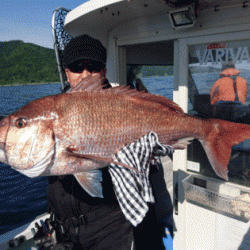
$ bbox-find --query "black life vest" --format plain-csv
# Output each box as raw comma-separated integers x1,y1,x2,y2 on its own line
46,169,119,221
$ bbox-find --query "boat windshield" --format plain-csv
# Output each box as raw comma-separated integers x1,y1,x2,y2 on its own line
126,65,173,100
187,39,250,187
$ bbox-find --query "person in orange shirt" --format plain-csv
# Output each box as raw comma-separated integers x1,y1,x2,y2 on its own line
210,64,248,106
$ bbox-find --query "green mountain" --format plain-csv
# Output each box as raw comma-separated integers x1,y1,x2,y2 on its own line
0,40,60,85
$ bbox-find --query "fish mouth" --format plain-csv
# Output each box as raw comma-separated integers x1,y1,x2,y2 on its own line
15,146,55,178
0,141,6,162
0,116,10,164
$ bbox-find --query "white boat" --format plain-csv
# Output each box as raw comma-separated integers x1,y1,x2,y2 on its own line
1,0,250,249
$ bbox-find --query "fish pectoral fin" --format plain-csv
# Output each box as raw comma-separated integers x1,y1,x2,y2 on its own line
171,138,194,149
66,149,139,173
74,171,103,198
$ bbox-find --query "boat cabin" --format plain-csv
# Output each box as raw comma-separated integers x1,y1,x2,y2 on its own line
52,0,250,249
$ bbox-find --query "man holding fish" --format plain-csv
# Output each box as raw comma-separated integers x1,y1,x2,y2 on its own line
47,35,135,249
46,35,166,249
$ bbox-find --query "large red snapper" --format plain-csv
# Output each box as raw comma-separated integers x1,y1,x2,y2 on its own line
0,76,250,197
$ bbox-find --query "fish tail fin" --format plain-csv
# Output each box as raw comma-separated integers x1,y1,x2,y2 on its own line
200,119,250,180
74,170,103,198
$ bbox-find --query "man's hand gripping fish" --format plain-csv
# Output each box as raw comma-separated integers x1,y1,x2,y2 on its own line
0,75,249,197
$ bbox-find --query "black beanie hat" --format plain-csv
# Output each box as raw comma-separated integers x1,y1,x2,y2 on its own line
63,34,106,67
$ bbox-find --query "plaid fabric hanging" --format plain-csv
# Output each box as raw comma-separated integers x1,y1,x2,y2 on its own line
109,132,174,226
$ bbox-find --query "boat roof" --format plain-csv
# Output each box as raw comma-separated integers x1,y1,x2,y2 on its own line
64,0,239,45
64,0,171,44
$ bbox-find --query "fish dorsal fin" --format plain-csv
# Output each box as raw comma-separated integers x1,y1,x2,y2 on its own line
69,74,183,114
69,74,106,92
137,92,184,114
102,85,184,114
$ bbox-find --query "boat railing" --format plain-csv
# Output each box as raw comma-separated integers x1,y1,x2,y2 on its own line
52,7,72,91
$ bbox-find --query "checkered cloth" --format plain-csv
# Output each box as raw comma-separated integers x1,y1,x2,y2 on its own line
109,132,174,227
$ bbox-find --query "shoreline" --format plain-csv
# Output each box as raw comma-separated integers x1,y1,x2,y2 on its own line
0,82,61,87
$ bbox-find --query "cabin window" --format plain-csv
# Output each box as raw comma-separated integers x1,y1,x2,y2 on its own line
187,39,250,187
125,41,174,98
126,65,174,99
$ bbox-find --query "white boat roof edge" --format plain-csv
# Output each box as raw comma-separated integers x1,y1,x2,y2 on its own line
63,0,172,46
65,0,124,25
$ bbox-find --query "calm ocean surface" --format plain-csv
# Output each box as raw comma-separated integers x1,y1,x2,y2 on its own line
0,77,173,236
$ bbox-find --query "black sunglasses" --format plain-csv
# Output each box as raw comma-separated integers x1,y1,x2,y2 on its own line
67,60,105,73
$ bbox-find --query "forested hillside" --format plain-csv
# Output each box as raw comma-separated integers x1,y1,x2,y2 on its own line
0,40,60,85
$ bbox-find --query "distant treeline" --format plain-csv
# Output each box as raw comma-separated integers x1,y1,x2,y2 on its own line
139,65,173,77
0,40,60,85
189,65,221,74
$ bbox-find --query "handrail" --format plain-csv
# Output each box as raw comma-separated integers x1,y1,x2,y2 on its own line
51,7,72,91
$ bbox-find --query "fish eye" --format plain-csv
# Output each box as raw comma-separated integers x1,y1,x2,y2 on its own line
15,118,27,128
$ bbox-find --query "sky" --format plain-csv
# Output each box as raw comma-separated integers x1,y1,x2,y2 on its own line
1,0,88,49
